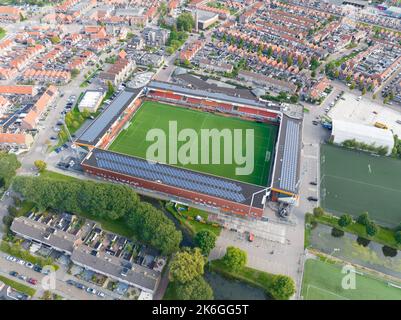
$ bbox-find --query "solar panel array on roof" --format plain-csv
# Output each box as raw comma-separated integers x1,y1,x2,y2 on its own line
77,90,137,144
93,151,247,203
279,120,300,192
148,81,264,108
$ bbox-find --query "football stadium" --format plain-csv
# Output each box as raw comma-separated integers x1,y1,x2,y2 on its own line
76,81,302,218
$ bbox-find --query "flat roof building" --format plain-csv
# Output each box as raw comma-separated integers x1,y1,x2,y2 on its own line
78,90,106,113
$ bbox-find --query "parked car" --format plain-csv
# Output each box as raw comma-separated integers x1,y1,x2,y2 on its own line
18,275,27,281
17,259,25,266
66,280,75,286
27,278,37,285
33,265,42,273
6,255,17,262
97,291,105,298
9,271,18,277
87,287,97,295
310,181,317,186
75,283,85,290
25,262,34,269
307,196,318,202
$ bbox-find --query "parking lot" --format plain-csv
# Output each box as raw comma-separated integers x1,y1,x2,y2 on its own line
0,252,119,300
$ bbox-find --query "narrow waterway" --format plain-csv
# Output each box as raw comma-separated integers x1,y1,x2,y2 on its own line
204,271,269,300
140,195,194,247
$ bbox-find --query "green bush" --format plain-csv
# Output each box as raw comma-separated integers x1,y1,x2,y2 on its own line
382,245,398,257
338,214,352,227
313,207,324,218
269,275,296,300
366,221,378,237
357,212,370,226
356,237,370,247
395,231,401,245
331,227,344,238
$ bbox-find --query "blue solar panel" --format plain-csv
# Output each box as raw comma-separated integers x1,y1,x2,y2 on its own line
95,150,246,203
279,120,300,192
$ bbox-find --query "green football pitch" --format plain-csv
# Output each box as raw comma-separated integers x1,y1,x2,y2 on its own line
320,144,401,227
302,259,401,300
108,101,278,186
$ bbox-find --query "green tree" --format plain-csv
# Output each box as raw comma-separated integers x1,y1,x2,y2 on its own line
357,212,370,226
222,246,247,272
366,221,378,237
169,248,205,283
176,13,195,32
0,152,21,188
194,230,216,256
50,36,61,44
313,207,324,218
395,231,401,245
71,69,80,78
270,275,296,300
175,276,214,300
34,160,47,172
338,214,352,227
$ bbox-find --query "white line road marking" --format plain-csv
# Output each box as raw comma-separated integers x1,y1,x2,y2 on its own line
368,164,372,173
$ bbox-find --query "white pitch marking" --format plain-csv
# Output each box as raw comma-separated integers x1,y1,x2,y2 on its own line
368,164,372,174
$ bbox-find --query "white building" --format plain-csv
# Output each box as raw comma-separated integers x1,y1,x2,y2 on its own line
78,90,106,113
331,120,394,155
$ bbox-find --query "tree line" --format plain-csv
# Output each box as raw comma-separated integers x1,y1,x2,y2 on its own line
12,176,182,255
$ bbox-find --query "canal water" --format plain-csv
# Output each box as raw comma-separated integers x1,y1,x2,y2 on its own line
144,196,269,299
204,271,269,300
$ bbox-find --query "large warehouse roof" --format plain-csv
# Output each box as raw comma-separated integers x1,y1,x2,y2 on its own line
332,120,394,155
83,148,267,209
76,88,142,146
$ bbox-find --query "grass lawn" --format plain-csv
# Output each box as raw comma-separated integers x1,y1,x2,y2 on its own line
76,210,135,238
0,27,5,40
209,259,275,299
320,144,401,227
165,203,221,237
0,275,36,297
16,201,35,217
109,101,278,186
302,259,401,300
40,170,79,182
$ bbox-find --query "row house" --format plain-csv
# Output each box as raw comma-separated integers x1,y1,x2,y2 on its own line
10,44,45,71
21,86,58,131
0,6,23,23
0,133,33,149
180,40,203,61
23,69,71,85
0,85,37,96
99,57,135,86
0,67,18,80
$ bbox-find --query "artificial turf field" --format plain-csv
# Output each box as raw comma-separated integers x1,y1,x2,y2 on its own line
301,259,401,300
320,144,401,227
108,101,278,186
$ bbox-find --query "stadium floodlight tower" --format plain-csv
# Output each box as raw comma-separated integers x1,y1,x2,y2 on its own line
248,187,271,217
60,118,80,159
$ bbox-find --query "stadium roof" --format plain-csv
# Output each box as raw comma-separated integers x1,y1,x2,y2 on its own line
82,148,267,209
76,88,142,146
272,115,302,195
147,81,270,109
